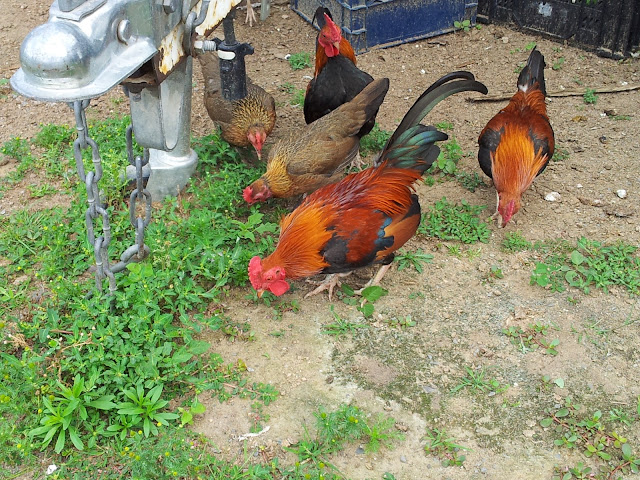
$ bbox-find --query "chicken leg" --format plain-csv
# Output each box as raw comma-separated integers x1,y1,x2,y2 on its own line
305,272,352,300
244,0,258,26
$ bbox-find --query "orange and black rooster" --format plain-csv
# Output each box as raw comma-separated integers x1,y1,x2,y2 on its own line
478,47,554,227
304,7,375,167
243,78,389,205
249,72,488,298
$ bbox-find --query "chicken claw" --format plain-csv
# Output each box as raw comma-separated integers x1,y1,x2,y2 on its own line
349,151,368,171
244,0,257,26
305,272,352,300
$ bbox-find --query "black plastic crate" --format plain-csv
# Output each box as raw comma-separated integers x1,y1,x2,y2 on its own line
291,0,478,55
477,0,638,58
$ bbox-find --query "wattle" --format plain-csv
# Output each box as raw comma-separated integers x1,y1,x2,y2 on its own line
325,43,340,58
269,279,290,296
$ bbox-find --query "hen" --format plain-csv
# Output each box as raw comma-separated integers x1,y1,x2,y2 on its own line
249,72,488,298
199,52,276,160
243,77,389,204
478,47,554,227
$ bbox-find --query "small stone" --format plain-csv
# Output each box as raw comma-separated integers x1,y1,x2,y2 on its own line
545,192,561,202
420,69,426,74
422,385,439,394
599,135,608,144
616,189,627,199
355,446,365,455
502,36,509,43
400,455,408,463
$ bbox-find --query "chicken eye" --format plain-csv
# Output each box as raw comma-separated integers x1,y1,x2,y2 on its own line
265,275,272,281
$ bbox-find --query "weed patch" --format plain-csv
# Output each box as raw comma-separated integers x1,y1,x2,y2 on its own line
541,397,640,479
0,120,281,474
288,52,311,70
419,197,490,244
359,123,392,157
424,428,470,467
530,237,640,295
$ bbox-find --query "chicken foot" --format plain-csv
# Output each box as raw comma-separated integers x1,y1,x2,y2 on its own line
491,190,504,228
240,1,259,26
349,151,368,171
354,263,392,295
305,272,352,300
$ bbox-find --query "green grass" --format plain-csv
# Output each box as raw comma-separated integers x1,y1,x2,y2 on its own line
359,123,392,157
0,119,285,475
530,237,640,295
424,428,470,467
552,57,565,71
583,88,598,105
541,397,640,479
427,136,466,176
419,197,490,244
395,249,433,273
0,116,410,479
502,323,560,355
290,88,306,107
501,231,532,252
552,145,570,162
450,367,507,394
288,52,311,70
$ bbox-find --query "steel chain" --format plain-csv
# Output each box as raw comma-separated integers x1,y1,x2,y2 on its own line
71,100,152,295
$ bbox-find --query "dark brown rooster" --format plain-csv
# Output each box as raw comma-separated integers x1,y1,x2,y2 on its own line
199,52,276,159
243,78,389,205
248,72,488,298
303,7,375,168
478,47,554,227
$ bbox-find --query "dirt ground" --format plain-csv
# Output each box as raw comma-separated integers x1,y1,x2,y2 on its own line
1,1,640,479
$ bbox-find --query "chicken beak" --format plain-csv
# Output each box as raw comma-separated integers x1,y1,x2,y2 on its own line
256,289,265,298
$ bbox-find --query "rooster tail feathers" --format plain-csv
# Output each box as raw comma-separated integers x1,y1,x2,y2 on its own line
518,47,547,95
383,73,488,151
313,6,332,28
377,71,487,172
381,125,448,174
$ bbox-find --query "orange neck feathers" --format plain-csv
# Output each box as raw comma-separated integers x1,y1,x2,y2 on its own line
314,38,356,76
507,89,548,118
261,202,333,279
490,124,549,197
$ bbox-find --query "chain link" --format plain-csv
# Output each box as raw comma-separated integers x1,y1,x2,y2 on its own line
71,100,152,295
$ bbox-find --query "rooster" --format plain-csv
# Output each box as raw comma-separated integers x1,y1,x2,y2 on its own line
249,72,488,298
478,47,554,227
243,78,389,204
303,7,375,168
199,52,276,160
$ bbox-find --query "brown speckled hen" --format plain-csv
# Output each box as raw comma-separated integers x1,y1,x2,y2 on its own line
243,78,389,205
199,52,276,159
